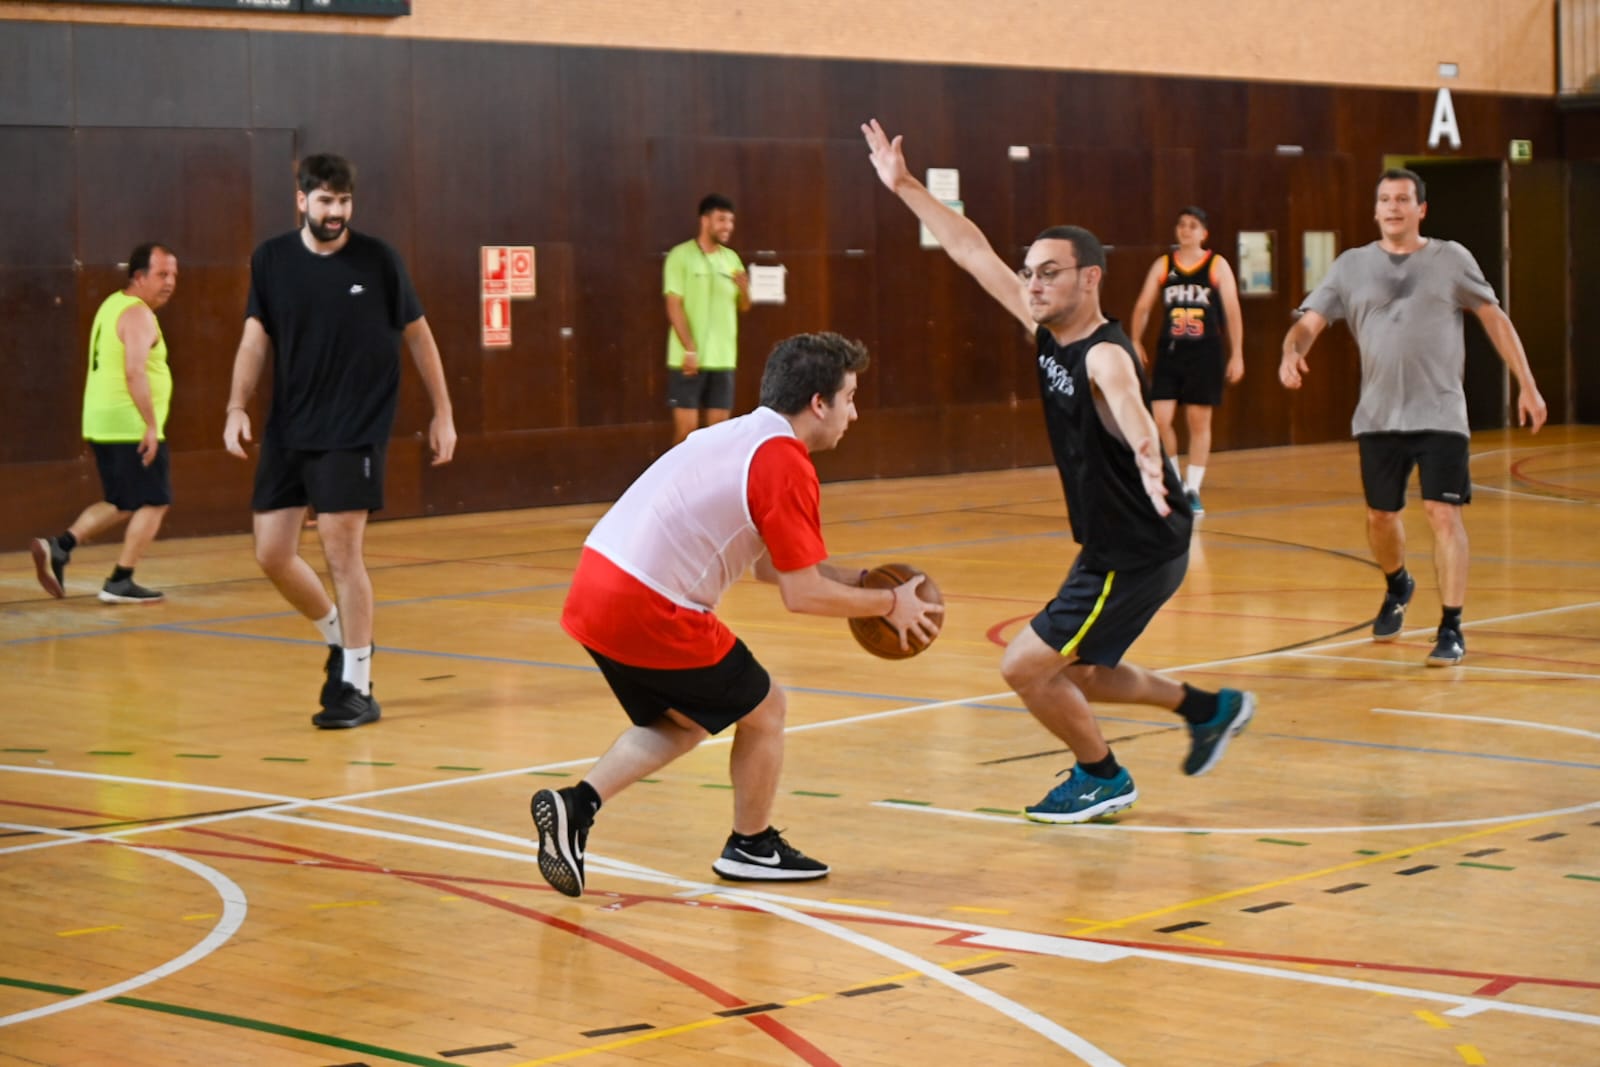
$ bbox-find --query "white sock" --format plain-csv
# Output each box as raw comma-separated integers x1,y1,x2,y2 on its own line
313,607,343,647
1167,456,1181,481
1186,465,1207,492
342,645,373,696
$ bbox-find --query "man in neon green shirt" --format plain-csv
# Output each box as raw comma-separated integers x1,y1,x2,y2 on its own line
664,194,751,443
31,243,179,603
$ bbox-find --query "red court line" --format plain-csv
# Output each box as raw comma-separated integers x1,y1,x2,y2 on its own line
1509,456,1600,500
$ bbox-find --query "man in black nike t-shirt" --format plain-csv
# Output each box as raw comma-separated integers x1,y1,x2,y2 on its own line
223,153,457,729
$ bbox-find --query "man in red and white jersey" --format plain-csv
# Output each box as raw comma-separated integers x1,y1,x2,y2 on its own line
531,332,943,897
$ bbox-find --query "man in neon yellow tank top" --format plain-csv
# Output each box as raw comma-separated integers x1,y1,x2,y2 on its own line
664,194,751,443
31,243,179,603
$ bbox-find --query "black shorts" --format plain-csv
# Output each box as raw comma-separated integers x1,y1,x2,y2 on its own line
91,441,172,511
667,368,735,412
252,440,387,514
1357,432,1472,511
1029,552,1189,668
583,640,771,735
1151,341,1225,407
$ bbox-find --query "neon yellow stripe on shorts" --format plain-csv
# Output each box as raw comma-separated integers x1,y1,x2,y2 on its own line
1059,571,1114,657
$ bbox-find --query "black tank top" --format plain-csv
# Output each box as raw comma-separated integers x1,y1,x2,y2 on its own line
1034,320,1191,570
1158,251,1224,354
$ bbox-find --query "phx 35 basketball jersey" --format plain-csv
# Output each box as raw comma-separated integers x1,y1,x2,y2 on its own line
1159,251,1224,354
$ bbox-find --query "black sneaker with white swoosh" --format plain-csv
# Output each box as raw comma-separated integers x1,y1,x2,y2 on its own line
531,788,589,897
712,827,829,882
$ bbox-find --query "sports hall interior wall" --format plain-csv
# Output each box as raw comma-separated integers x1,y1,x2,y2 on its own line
0,19,1577,541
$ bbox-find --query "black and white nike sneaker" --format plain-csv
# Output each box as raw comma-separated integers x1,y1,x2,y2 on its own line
531,788,589,897
712,827,829,882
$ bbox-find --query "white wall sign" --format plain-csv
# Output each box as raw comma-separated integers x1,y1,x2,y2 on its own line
748,264,787,305
1428,87,1461,150
926,168,960,201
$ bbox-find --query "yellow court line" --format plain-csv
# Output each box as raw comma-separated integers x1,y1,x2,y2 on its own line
1456,1044,1487,1065
1068,815,1557,936
1171,932,1226,947
949,905,1011,915
1415,1009,1452,1029
57,925,121,937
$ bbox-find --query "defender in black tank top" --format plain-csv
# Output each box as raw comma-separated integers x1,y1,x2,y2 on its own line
864,120,1257,826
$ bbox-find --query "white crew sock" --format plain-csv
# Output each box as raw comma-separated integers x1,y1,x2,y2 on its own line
342,645,373,695
1186,464,1207,492
313,606,343,647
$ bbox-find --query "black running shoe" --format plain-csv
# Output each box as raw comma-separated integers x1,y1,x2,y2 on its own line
1425,627,1465,667
1372,573,1415,641
31,537,68,598
98,576,164,604
320,646,344,709
712,828,830,882
311,684,381,729
531,788,588,897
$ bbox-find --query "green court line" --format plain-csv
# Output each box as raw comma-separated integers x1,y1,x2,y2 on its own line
348,760,396,767
1258,838,1310,847
0,975,460,1067
885,798,930,806
1458,862,1515,871
176,754,221,760
1355,849,1382,855
1566,873,1600,883
526,771,571,777
699,783,735,790
975,807,1021,816
792,790,841,798
434,765,482,772
638,778,660,784
3,748,47,753
261,757,307,764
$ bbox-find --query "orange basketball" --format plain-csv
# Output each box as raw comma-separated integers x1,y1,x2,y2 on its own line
848,563,942,660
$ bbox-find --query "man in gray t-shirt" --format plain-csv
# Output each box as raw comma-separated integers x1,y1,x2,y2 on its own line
1279,167,1546,668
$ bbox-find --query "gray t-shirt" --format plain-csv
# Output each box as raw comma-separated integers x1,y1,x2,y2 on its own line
1299,239,1498,436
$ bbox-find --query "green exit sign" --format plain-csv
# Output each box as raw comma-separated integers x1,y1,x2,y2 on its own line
1509,139,1533,163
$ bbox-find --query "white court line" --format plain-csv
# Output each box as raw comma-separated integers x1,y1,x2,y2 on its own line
0,822,247,1029
1374,708,1600,742
1472,483,1591,505
1289,651,1600,681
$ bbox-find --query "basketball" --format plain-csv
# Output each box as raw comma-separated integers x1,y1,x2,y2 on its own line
848,563,942,660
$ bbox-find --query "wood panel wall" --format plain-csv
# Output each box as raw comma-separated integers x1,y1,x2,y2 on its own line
0,21,1571,541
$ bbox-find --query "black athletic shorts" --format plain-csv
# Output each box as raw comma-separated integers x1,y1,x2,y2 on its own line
1029,551,1189,668
583,639,771,735
252,439,387,514
1357,431,1472,511
667,368,735,412
91,441,172,511
1151,341,1225,407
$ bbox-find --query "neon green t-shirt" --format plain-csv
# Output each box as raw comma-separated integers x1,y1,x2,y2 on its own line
82,290,171,442
663,239,744,371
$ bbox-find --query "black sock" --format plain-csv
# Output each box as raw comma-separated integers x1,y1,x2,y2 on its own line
109,565,133,583
58,531,78,553
1175,683,1219,725
571,780,602,825
1385,566,1411,597
1441,606,1463,633
1080,753,1121,779
731,826,774,846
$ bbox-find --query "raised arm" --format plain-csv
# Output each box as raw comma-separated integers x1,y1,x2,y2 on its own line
1085,342,1172,517
861,119,1031,332
402,316,458,465
1472,303,1547,432
1279,309,1329,390
1212,255,1245,384
116,303,162,466
1129,257,1165,368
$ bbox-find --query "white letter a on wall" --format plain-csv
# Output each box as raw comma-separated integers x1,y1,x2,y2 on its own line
1428,88,1461,150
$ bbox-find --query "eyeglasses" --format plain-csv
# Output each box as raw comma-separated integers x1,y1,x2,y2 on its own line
1016,264,1080,284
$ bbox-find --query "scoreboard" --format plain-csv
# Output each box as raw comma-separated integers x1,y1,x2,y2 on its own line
70,0,409,14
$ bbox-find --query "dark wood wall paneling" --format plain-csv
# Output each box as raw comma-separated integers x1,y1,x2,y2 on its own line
0,23,1574,542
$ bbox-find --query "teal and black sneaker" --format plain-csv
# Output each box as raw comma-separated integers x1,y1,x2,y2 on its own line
1024,765,1137,824
1183,689,1256,776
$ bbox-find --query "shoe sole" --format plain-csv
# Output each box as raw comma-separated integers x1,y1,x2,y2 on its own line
531,790,584,897
310,701,381,729
1425,651,1465,667
31,540,64,599
1024,787,1138,824
712,858,830,881
97,591,165,605
1185,692,1257,777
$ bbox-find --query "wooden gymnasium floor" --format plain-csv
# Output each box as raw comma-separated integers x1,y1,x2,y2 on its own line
2,427,1598,1067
